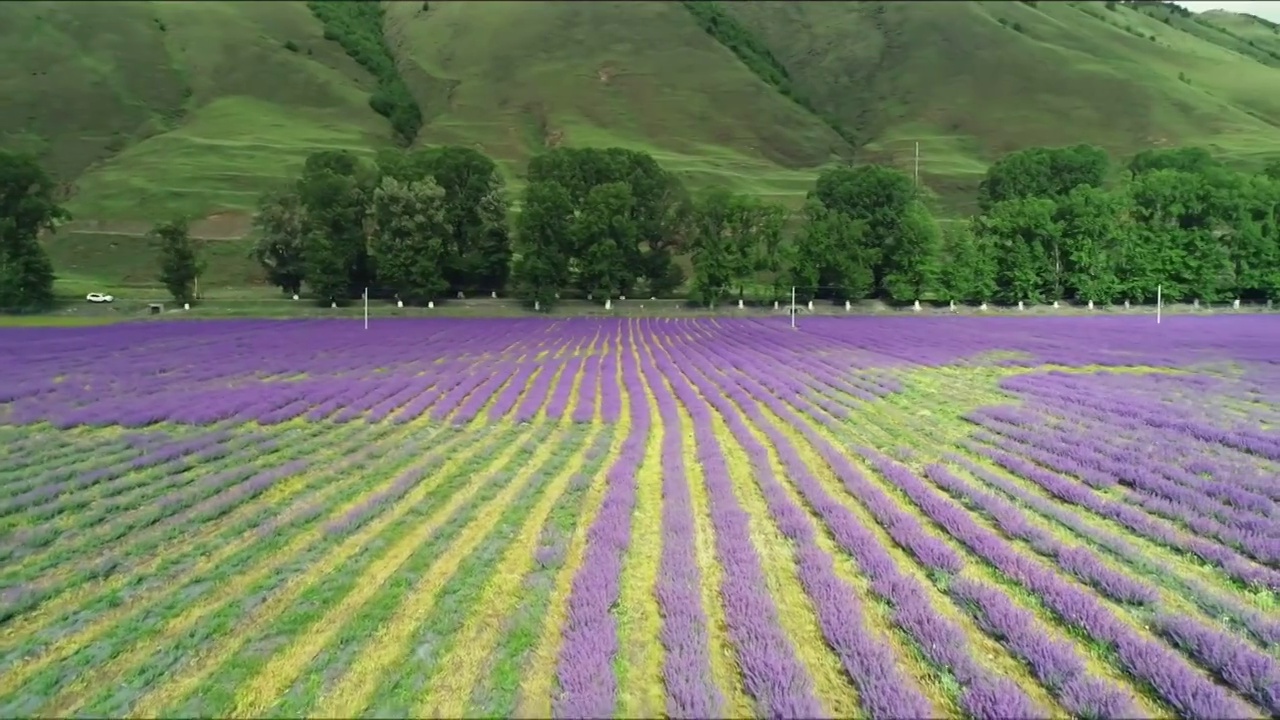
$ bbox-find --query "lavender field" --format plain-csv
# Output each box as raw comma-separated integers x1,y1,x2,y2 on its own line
1,315,1279,718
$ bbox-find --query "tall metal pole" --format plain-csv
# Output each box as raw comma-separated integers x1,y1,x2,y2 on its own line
914,141,920,185
1156,284,1162,325
790,286,797,329
364,287,369,330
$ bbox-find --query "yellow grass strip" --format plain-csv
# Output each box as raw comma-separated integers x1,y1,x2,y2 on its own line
516,345,631,718
119,425,522,718
639,334,753,716
613,322,664,718
405,423,607,717
0,421,453,699
240,423,573,718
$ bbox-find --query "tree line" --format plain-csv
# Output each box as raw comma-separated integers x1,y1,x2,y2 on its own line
3,142,1279,313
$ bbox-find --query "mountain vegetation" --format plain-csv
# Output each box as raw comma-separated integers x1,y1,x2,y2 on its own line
1,0,1279,302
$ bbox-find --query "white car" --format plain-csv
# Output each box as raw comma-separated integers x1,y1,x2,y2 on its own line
86,292,114,303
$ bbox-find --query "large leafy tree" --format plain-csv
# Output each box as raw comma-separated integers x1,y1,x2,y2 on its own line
972,197,1059,304
1126,169,1228,302
574,182,636,301
811,164,917,292
787,198,873,303
512,181,575,310
938,222,997,305
297,151,372,305
379,146,512,293
0,151,66,312
978,144,1109,211
526,147,690,295
251,189,307,296
1055,185,1126,304
153,218,204,304
688,189,737,308
368,176,449,304
880,202,942,303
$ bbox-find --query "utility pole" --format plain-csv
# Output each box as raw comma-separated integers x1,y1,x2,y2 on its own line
364,287,369,330
790,286,797,329
914,141,920,186
1156,284,1162,325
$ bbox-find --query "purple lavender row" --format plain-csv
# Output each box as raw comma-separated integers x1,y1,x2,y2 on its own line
975,402,1280,526
944,452,1280,648
454,362,525,424
652,337,937,718
544,356,584,421
948,577,1140,718
971,438,1280,590
570,351,603,424
488,362,541,422
923,463,1280,712
553,340,647,718
971,415,1280,566
640,353,724,718
666,334,1041,719
0,430,231,519
391,362,490,424
599,332,623,424
861,448,1257,719
921,464,1157,605
514,360,564,423
363,375,440,423
4,429,288,572
327,426,496,536
1000,372,1280,463
1,453,310,623
650,337,825,718
0,443,140,501
431,364,507,423
976,399,1280,531
1034,394,1280,517
1151,613,1280,714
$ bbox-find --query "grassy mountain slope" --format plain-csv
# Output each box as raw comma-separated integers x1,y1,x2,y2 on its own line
0,0,392,225
3,1,1280,291
381,0,847,199
721,0,1280,212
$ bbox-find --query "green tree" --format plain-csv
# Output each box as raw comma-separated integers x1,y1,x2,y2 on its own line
574,183,636,301
512,181,574,310
973,197,1059,304
251,189,307,296
978,144,1109,210
0,151,66,312
1055,185,1126,304
153,218,204,304
880,203,942,303
938,222,997,305
812,164,916,290
368,176,449,305
1263,160,1280,183
688,189,737,308
1128,146,1219,177
787,199,874,303
1126,169,1229,302
526,147,691,294
297,150,371,305
380,146,512,293
1216,173,1280,300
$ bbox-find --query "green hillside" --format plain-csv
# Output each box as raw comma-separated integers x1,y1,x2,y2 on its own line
4,0,1280,289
